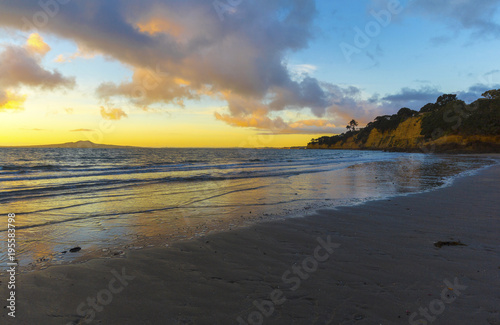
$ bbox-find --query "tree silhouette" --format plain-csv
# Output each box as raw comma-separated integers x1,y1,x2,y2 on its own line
482,89,500,99
397,107,417,117
436,94,457,107
346,119,358,132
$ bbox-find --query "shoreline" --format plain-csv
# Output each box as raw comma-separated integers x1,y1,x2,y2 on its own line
306,146,500,154
6,154,498,274
1,162,499,324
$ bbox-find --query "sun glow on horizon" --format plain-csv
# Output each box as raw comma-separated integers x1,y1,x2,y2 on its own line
1,1,499,148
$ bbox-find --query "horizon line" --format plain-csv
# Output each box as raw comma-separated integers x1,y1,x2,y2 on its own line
0,140,307,149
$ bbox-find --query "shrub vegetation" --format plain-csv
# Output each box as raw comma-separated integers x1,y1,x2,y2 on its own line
309,89,500,147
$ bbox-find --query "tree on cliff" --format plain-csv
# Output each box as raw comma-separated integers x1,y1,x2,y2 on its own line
420,94,458,113
482,89,500,99
397,107,417,117
346,119,358,132
308,89,499,149
436,94,458,107
420,103,436,113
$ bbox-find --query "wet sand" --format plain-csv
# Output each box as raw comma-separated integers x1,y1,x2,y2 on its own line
1,165,499,325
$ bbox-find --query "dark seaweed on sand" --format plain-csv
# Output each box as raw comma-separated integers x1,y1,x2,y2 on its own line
434,241,467,248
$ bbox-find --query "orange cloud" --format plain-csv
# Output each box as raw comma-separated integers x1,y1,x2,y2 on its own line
174,78,191,86
0,90,27,111
20,128,45,131
96,68,198,108
54,54,67,63
136,18,184,37
289,119,336,128
215,110,287,130
100,106,127,120
215,111,339,134
25,33,50,55
54,46,98,63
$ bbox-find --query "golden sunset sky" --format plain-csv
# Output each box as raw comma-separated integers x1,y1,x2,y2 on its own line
0,1,499,147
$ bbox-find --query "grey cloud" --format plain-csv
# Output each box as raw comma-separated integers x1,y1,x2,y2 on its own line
0,45,75,90
414,79,430,84
268,77,331,117
324,84,388,124
485,69,500,76
0,0,336,125
457,83,500,102
0,34,74,111
380,83,500,111
381,86,442,109
429,35,453,47
410,0,500,38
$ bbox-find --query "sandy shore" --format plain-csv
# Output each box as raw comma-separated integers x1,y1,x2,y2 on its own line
1,164,499,325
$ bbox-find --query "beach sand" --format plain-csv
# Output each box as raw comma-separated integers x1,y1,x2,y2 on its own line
1,165,499,325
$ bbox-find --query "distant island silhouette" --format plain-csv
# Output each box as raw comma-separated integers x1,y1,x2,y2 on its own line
0,140,139,149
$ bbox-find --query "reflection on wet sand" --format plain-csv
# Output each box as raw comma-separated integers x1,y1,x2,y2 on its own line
0,151,494,272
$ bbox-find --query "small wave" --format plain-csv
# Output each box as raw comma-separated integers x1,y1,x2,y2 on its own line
0,165,20,171
0,164,61,172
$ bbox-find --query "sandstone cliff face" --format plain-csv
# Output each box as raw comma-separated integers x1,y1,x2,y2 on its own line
364,117,424,149
307,116,500,152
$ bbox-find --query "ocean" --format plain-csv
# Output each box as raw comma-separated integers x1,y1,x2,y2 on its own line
0,148,496,271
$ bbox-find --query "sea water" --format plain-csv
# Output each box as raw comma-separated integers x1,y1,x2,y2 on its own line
0,148,496,270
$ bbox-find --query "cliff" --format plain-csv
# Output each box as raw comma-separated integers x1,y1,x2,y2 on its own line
308,93,500,153
307,116,500,152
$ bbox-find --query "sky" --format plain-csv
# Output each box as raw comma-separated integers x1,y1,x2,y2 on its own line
0,0,499,147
